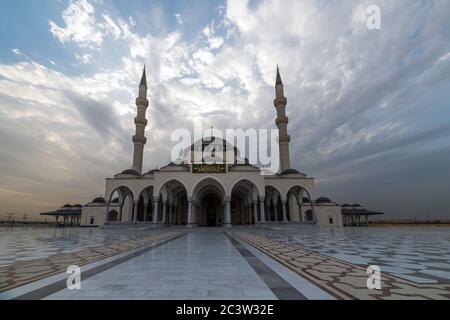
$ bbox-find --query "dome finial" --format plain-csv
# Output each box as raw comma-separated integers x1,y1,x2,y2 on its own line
276,64,283,85
140,65,147,87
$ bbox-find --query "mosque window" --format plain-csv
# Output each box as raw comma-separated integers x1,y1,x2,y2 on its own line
329,216,333,224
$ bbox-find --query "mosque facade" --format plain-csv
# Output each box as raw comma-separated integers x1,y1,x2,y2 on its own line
80,67,344,228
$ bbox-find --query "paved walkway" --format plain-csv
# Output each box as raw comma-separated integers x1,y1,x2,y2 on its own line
45,231,281,300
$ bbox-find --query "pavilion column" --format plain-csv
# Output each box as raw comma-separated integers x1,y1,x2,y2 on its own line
224,200,232,228
253,202,258,225
259,199,265,224
143,202,148,222
162,201,167,225
103,202,110,225
282,201,288,223
187,200,193,227
153,198,159,224
133,201,138,223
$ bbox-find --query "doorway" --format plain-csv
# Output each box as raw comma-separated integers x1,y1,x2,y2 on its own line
207,203,216,226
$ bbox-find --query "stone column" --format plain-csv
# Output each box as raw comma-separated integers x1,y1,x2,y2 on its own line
143,202,148,221
119,204,123,222
192,204,197,226
297,200,302,222
153,198,159,224
168,204,172,225
187,200,193,227
259,199,266,224
162,201,167,225
282,201,288,223
311,203,318,224
224,200,232,228
133,201,138,223
253,202,258,225
243,205,247,225
103,202,110,225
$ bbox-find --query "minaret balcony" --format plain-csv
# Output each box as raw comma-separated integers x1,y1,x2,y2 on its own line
134,118,148,126
278,134,291,143
275,116,289,126
273,97,287,107
135,97,149,108
132,135,147,144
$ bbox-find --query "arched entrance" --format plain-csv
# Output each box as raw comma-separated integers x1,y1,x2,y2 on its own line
230,179,259,225
106,186,134,223
265,186,282,222
203,194,221,226
108,210,119,221
155,180,188,225
286,186,316,223
192,178,226,227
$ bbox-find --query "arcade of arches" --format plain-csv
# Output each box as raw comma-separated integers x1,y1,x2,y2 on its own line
103,180,318,227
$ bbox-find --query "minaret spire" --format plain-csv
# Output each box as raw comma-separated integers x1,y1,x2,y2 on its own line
276,64,283,85
140,65,147,87
273,65,291,174
132,66,149,174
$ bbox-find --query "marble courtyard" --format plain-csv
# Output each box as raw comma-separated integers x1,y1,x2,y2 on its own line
0,225,449,300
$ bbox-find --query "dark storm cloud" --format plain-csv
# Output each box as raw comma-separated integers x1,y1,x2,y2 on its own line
64,91,126,140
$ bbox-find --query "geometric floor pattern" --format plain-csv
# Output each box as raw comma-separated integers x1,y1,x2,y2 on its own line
243,225,450,284
0,230,183,293
0,227,174,268
235,231,450,300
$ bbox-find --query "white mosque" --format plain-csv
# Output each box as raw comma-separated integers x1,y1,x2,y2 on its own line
79,67,347,228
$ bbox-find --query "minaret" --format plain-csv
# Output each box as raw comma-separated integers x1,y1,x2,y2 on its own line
132,66,149,174
274,65,291,173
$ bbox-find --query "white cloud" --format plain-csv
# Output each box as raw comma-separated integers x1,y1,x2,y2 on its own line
49,0,104,48
75,53,93,64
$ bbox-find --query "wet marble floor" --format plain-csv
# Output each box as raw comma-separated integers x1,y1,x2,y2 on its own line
1,225,449,300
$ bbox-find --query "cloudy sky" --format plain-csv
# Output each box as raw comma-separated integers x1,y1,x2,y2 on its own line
0,0,449,219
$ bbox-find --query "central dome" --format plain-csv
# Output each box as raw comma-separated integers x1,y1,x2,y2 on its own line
177,136,246,165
